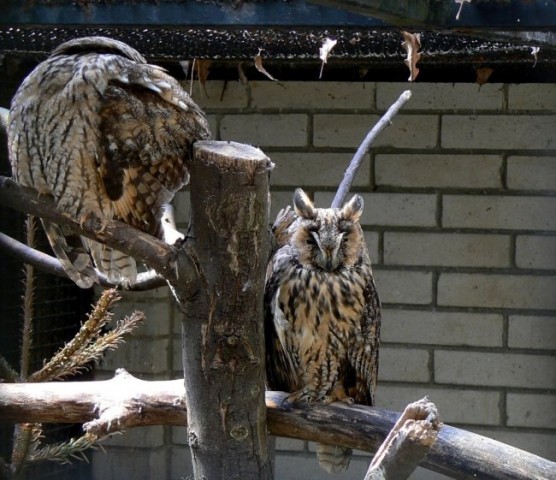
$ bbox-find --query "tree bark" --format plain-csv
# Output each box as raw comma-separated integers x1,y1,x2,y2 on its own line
365,397,439,479
1,379,554,480
173,141,273,480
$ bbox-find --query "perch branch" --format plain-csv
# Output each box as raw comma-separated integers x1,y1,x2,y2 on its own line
0,377,553,480
0,176,177,287
365,397,439,479
331,89,412,208
0,231,166,290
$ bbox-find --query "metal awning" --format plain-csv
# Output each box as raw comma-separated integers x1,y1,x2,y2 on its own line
0,0,554,82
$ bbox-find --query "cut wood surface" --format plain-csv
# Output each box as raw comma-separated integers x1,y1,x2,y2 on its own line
1,375,553,480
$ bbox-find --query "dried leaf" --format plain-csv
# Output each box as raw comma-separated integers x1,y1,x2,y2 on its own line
455,0,471,21
319,38,337,79
196,59,213,97
401,31,421,82
179,60,190,79
254,49,278,81
531,46,540,67
476,67,494,86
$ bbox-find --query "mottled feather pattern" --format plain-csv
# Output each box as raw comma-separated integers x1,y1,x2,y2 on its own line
265,189,381,473
8,36,211,288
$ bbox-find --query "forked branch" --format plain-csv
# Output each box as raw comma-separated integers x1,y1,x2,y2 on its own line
0,376,553,480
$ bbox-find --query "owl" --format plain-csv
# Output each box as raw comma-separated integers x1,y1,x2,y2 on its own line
8,36,211,288
265,188,381,473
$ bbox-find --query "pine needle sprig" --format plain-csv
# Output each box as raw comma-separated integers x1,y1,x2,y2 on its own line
29,433,99,465
0,356,18,382
29,289,144,382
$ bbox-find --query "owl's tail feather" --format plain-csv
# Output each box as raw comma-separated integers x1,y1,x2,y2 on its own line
87,239,137,287
316,443,352,474
41,220,98,289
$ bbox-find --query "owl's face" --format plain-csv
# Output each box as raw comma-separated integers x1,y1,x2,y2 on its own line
291,189,365,271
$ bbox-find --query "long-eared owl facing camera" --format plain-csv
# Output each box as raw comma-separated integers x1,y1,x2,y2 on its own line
8,36,211,288
265,189,381,473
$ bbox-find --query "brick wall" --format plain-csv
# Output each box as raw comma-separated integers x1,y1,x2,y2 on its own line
92,81,556,480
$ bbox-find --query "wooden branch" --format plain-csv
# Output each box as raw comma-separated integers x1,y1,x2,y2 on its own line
1,377,554,480
365,397,439,479
0,176,177,285
0,231,167,290
331,89,412,208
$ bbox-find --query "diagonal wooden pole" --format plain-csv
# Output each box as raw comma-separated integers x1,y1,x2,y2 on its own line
331,90,412,208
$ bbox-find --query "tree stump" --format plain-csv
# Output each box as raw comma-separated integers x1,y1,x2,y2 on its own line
175,140,273,480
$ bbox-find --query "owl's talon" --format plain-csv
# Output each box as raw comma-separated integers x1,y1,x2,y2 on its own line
285,389,316,404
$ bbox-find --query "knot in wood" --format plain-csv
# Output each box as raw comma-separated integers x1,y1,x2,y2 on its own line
230,424,249,441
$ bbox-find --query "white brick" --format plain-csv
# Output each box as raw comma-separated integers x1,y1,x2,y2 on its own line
443,195,556,231
251,81,375,110
375,154,502,189
377,83,504,110
506,393,556,429
270,152,370,187
508,315,556,350
377,385,501,425
92,448,168,480
316,192,437,227
189,80,249,110
438,273,556,310
378,347,430,382
384,232,510,268
516,235,556,270
374,270,433,305
109,300,172,337
507,156,556,190
99,337,170,375
381,309,503,347
220,114,308,147
102,426,166,448
170,446,194,479
435,351,556,389
275,437,306,451
442,115,555,149
508,84,556,110
313,114,438,148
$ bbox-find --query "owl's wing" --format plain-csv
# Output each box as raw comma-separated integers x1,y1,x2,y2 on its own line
350,252,381,406
41,220,98,289
92,54,210,283
97,64,211,237
264,247,299,392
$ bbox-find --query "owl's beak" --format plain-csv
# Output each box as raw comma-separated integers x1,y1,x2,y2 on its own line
320,248,339,271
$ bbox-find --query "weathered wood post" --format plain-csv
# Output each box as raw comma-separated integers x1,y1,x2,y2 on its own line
174,140,273,479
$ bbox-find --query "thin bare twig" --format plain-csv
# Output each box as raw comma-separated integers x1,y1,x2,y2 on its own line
331,90,412,209
0,231,167,290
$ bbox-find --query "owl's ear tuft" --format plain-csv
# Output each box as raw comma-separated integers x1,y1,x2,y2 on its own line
293,188,316,219
342,194,364,222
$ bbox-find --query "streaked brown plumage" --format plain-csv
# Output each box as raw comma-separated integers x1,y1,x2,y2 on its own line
265,188,381,473
8,36,210,288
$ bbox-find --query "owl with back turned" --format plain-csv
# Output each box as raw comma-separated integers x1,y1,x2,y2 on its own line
265,188,381,473
8,36,211,288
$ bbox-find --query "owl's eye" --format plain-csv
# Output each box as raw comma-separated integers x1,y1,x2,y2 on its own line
306,228,319,246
